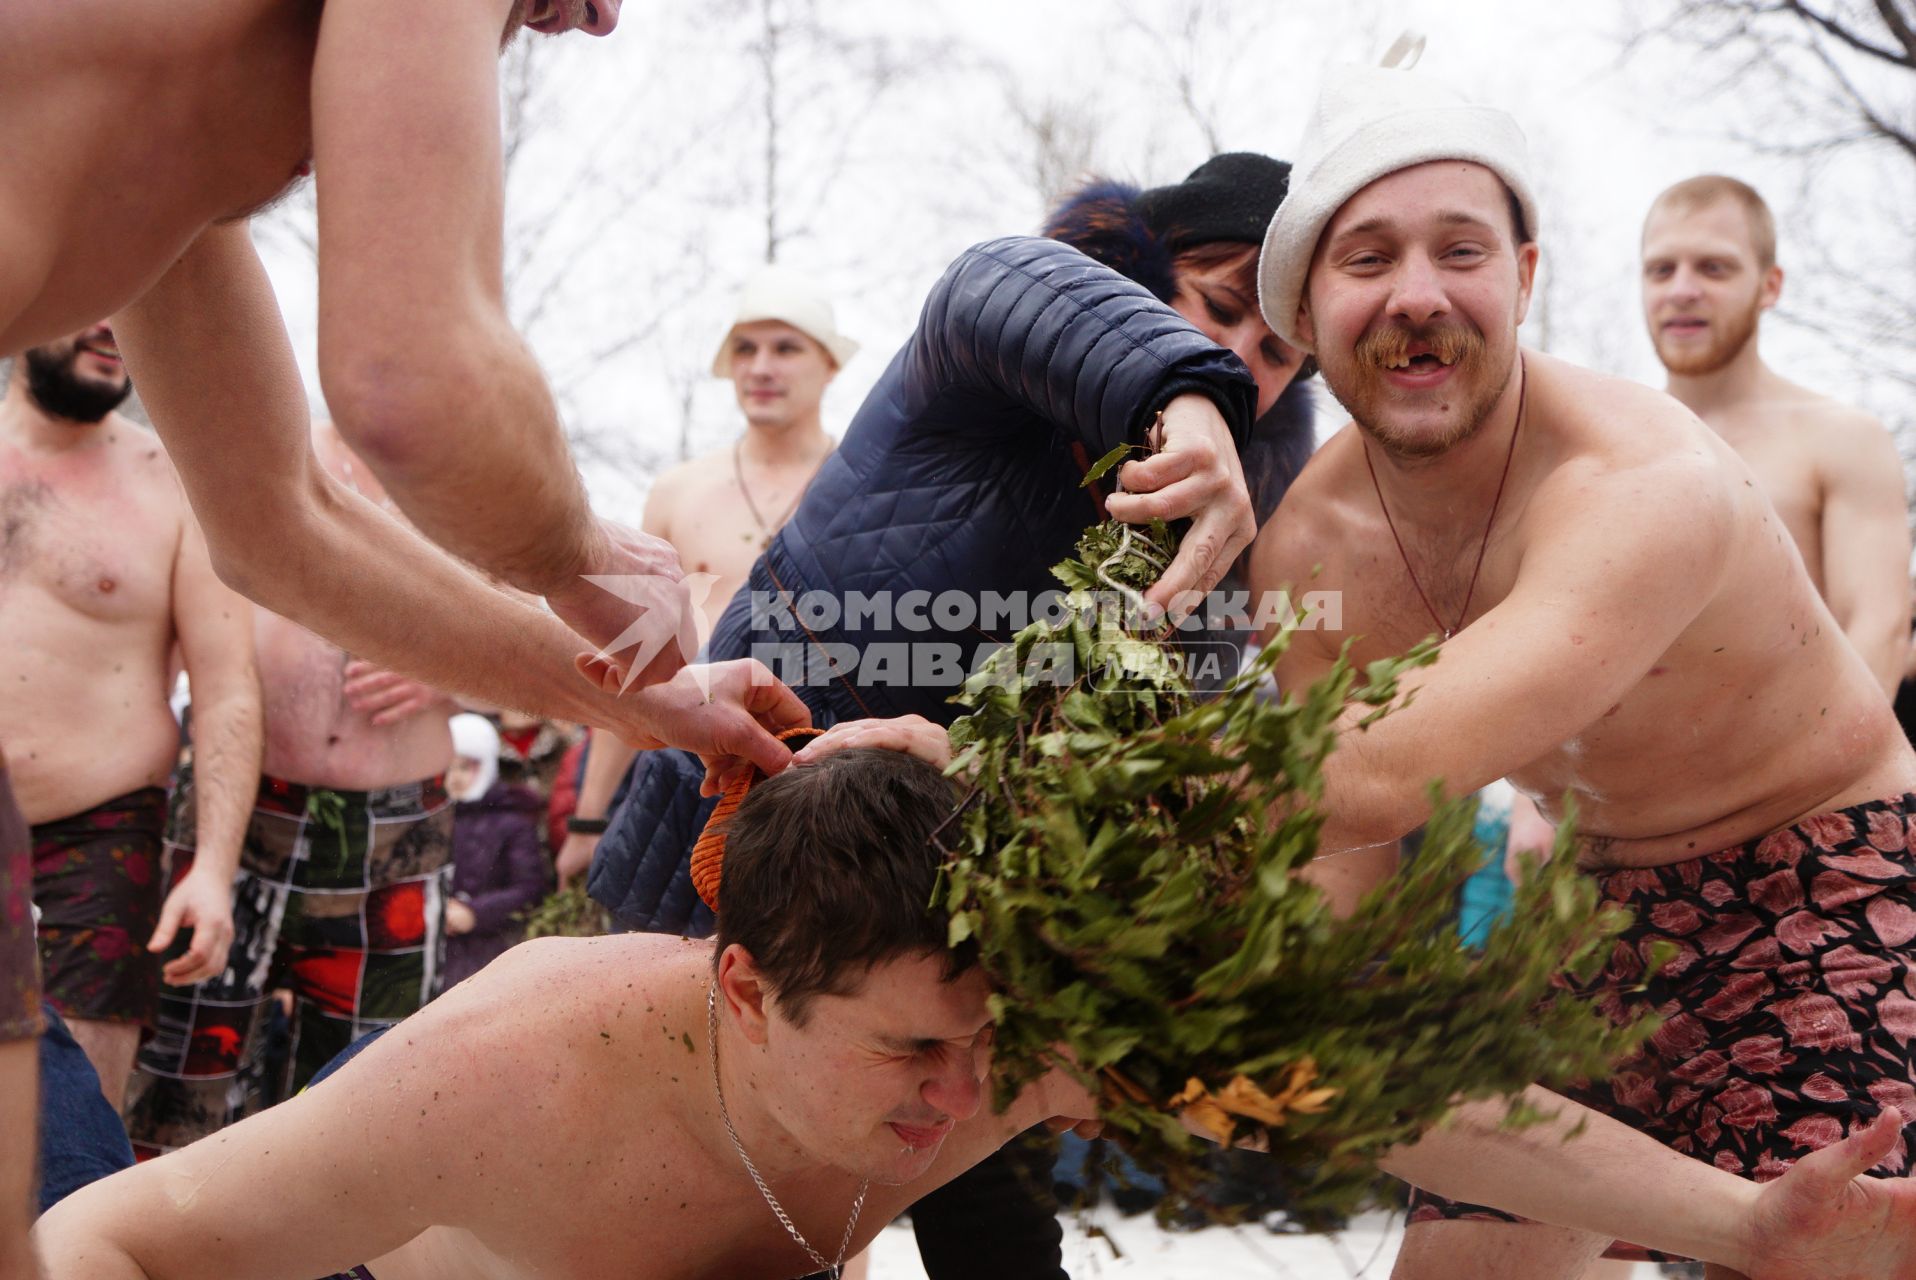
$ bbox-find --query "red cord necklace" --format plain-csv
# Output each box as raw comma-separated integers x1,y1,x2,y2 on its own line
1362,354,1527,642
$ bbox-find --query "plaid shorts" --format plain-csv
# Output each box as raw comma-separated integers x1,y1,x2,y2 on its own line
124,771,450,1156
1408,793,1916,1263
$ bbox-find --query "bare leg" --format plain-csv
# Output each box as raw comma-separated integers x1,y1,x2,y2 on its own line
839,1251,870,1280
0,1040,38,1279
1703,1266,1750,1280
60,1018,138,1111
1393,1219,1612,1280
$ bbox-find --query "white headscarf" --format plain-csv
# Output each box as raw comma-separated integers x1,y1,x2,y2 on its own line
449,713,501,803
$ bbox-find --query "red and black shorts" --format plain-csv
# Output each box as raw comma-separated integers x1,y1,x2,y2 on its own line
0,768,42,1043
31,786,169,1028
1407,793,1916,1263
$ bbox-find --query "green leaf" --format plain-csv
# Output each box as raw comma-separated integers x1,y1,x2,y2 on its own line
1080,442,1136,488
933,517,1647,1223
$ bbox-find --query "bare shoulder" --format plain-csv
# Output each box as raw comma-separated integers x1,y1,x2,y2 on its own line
1792,384,1897,458
449,933,701,1025
1252,423,1362,586
316,936,709,1144
105,416,177,475
644,452,725,533
1539,353,1702,448
1512,360,1745,581
1536,356,1728,487
100,413,193,517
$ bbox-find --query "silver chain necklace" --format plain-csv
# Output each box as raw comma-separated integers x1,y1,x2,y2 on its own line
708,984,870,1278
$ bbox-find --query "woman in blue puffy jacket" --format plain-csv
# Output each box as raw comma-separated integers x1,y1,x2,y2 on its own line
596,153,1312,936
592,154,1314,1280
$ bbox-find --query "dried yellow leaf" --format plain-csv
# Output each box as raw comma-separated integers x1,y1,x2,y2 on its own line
1216,1074,1291,1126
1181,1097,1235,1145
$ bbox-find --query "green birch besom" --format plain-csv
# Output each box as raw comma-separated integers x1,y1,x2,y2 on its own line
938,498,1652,1215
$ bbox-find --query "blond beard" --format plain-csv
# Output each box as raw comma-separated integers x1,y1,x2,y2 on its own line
1657,296,1760,377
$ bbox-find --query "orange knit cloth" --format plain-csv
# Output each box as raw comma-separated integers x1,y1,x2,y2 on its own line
690,726,825,911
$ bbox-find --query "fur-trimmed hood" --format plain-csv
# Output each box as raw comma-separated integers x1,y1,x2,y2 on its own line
1045,178,1315,519
1042,179,1179,303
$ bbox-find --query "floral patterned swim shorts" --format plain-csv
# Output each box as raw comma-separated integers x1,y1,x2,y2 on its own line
1408,792,1916,1262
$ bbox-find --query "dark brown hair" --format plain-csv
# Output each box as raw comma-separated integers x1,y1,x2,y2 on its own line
712,748,975,1025
1171,240,1261,301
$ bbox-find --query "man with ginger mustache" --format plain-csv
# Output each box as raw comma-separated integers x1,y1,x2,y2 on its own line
1642,175,1909,694
1249,48,1916,1278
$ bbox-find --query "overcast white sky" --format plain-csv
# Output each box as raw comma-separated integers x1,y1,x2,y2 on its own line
257,0,1915,526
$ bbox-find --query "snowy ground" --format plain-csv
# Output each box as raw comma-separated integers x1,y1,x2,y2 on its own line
865,1209,1660,1279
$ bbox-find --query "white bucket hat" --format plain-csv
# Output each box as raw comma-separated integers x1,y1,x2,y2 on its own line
1257,35,1539,353
709,265,860,376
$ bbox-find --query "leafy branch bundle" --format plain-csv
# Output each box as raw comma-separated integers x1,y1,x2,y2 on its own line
520,881,607,940
940,514,1651,1215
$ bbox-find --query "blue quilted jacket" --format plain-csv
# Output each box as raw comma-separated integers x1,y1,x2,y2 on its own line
590,235,1308,933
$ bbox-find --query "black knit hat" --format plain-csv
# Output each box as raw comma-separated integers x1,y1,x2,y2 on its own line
1042,153,1291,303
1137,152,1292,254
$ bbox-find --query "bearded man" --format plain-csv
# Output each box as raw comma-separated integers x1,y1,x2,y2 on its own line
1642,175,1909,693
0,326,260,1111
1249,50,1916,1279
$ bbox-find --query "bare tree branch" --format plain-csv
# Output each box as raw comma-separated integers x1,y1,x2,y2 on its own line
1785,0,1916,66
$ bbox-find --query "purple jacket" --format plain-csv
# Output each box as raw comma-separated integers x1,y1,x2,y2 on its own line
443,782,551,990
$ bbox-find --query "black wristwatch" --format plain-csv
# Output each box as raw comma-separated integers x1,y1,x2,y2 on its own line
566,816,610,836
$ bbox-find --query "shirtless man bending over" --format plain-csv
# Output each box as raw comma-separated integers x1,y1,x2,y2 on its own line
1642,175,1910,693
0,0,809,803
123,422,468,1156
1248,57,1916,1279
0,0,796,1258
35,747,1099,1280
0,326,261,1108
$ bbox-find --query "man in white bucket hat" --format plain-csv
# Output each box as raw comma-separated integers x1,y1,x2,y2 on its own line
1248,36,1916,1279
559,269,855,887
652,265,856,641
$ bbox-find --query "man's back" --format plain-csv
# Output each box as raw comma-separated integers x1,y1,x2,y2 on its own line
42,932,1062,1279
0,0,318,353
0,412,185,821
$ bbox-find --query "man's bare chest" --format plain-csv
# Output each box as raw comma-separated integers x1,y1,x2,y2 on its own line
1324,533,1520,655
0,456,174,623
440,1129,861,1280
667,473,792,584
2,69,315,354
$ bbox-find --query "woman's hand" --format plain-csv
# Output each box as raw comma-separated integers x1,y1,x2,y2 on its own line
1103,393,1255,624
789,715,953,771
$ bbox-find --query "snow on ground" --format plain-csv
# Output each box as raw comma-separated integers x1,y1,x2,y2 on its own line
866,1210,1658,1279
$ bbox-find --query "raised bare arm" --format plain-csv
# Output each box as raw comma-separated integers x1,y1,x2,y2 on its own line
113,224,809,775
307,0,685,674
